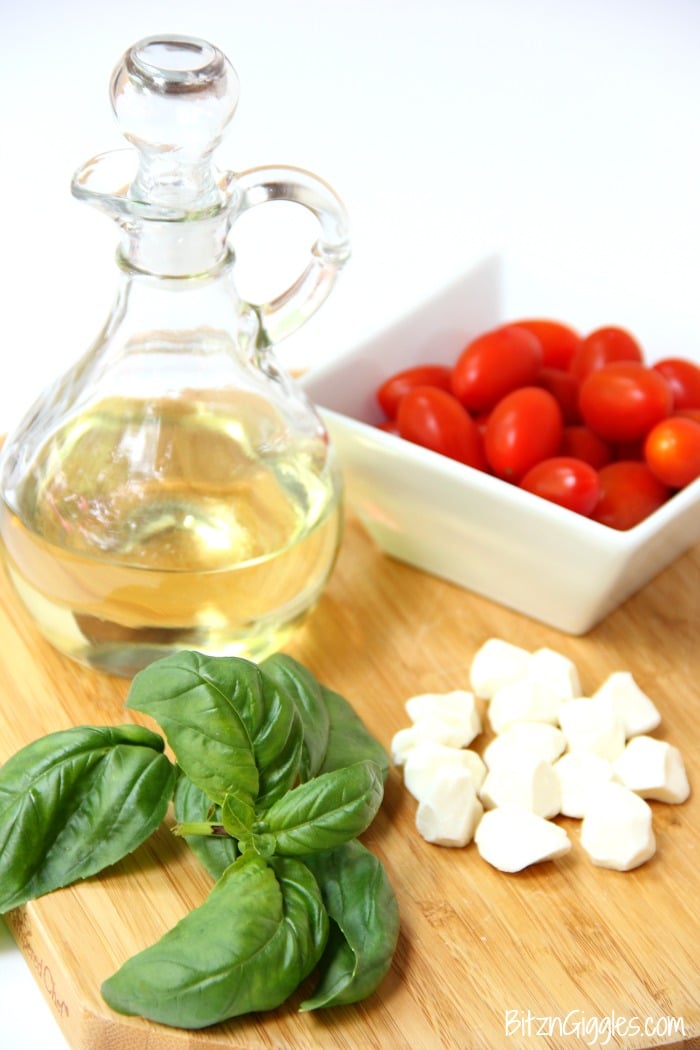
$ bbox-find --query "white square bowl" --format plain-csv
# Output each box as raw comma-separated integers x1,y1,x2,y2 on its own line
300,254,700,635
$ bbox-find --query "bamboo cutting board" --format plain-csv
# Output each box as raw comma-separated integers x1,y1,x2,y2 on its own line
1,515,699,1050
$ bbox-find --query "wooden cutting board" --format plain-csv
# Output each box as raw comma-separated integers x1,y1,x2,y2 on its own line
1,515,698,1050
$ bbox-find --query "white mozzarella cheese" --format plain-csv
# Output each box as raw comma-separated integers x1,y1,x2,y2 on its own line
592,671,662,738
479,754,561,819
557,696,626,761
580,782,656,870
482,721,567,768
405,690,481,747
552,750,615,818
415,766,484,847
403,741,487,800
474,805,571,872
488,679,562,732
613,735,691,803
528,647,582,704
469,638,531,699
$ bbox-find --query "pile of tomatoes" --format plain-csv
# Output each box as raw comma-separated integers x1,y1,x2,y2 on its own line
375,319,700,529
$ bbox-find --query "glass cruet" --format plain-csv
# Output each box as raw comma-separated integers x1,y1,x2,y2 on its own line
0,34,350,677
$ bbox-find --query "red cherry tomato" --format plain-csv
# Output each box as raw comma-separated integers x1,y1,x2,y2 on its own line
570,325,643,381
396,386,487,469
592,461,670,530
484,387,563,480
644,416,700,488
451,325,543,412
652,357,700,410
559,425,613,469
520,457,600,516
579,362,673,443
675,407,700,425
377,364,453,418
511,319,582,369
536,367,581,424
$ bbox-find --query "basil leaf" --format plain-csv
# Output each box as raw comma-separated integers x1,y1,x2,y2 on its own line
0,724,175,913
259,653,330,780
301,840,400,1010
320,686,390,782
221,791,256,840
264,761,384,856
102,852,328,1029
172,774,238,880
127,651,303,808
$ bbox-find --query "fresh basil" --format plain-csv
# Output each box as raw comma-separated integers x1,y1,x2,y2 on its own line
320,685,390,782
0,724,175,912
301,840,400,1009
127,650,303,809
102,852,328,1029
265,760,384,856
259,652,330,779
0,652,398,1028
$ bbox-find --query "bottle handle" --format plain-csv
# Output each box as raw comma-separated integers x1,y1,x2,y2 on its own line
233,165,351,346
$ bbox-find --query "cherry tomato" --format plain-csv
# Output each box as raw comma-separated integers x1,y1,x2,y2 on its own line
536,367,581,424
644,416,700,488
377,364,453,418
559,425,613,469
396,386,487,469
675,407,700,425
511,319,582,369
520,457,600,516
579,362,673,443
652,357,700,410
592,461,670,530
570,325,643,381
377,418,399,435
484,387,563,480
451,325,543,412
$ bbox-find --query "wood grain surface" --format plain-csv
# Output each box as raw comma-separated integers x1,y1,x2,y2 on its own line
1,515,698,1050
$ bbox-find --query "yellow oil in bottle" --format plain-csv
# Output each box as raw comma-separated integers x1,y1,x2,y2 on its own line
0,392,342,675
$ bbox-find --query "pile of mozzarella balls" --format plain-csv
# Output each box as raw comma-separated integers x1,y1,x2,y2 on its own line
391,638,690,873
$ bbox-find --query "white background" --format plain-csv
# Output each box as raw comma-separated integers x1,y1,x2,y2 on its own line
1,1,700,1047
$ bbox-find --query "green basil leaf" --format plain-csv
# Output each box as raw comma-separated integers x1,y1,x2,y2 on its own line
300,840,400,1010
264,761,384,856
320,686,390,782
221,791,256,840
259,653,330,780
102,852,328,1029
0,725,175,913
172,774,238,880
126,651,303,808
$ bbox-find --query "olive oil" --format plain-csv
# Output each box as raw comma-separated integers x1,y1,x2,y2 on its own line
0,394,342,675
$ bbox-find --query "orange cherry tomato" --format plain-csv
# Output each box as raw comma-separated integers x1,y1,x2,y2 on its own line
520,456,600,516
570,325,643,381
377,364,453,418
451,325,543,412
484,387,563,480
396,386,487,469
511,319,582,369
592,461,670,529
644,416,700,488
579,362,673,443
